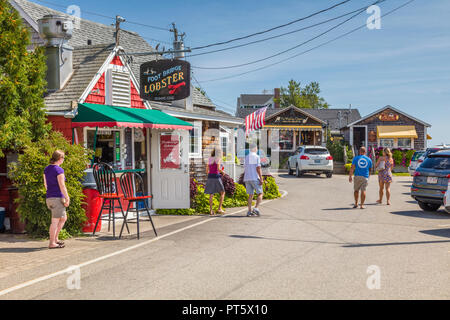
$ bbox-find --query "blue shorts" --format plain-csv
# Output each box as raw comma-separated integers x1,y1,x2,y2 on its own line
245,180,263,195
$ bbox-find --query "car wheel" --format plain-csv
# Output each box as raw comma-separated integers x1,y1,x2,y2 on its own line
326,172,333,178
296,165,303,177
418,201,441,212
288,162,293,175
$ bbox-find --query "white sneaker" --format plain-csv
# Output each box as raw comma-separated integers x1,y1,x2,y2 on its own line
252,208,261,216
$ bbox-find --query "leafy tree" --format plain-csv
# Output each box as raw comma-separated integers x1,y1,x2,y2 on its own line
274,79,329,109
0,0,51,157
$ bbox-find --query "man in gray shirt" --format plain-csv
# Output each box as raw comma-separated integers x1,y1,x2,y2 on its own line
244,144,264,216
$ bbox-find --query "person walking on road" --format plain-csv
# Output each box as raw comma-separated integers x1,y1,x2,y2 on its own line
375,148,394,205
244,144,264,217
349,146,373,209
204,148,226,215
43,150,70,249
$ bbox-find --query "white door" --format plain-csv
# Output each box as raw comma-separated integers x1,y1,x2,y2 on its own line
151,130,190,209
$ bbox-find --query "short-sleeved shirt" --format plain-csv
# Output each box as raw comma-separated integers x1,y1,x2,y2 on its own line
244,152,261,182
352,155,373,178
44,165,65,198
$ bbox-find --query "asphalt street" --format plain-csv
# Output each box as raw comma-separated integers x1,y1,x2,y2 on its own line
1,174,449,300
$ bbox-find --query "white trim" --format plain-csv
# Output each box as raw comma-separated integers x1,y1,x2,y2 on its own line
188,121,202,159
347,105,432,128
78,48,118,104
350,125,368,148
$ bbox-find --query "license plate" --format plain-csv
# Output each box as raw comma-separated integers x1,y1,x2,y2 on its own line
314,160,321,164
427,177,439,184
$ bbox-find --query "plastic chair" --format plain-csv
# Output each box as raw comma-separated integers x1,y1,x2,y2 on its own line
92,162,129,238
119,172,157,239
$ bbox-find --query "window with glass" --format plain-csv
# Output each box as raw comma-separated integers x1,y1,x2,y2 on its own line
189,121,202,158
397,138,412,149
279,130,294,150
379,139,394,148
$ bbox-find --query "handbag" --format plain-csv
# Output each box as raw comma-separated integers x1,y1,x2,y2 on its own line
377,160,385,171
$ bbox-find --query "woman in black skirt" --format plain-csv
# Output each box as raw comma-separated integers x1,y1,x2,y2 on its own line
205,148,225,215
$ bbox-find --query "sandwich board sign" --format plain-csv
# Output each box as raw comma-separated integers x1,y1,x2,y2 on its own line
140,60,190,102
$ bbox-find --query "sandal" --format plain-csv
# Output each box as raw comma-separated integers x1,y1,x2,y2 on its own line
57,241,65,245
49,244,65,249
216,210,225,215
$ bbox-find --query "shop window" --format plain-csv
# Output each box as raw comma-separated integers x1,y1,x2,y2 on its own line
86,129,122,169
379,139,394,148
220,134,228,158
397,138,412,149
189,121,202,158
279,130,294,150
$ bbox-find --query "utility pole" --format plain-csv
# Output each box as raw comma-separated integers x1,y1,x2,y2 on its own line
170,23,185,59
115,15,126,47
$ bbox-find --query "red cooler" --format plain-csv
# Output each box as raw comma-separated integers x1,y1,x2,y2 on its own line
81,169,102,232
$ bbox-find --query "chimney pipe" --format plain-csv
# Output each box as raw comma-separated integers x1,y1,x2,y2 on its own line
274,88,280,108
37,15,74,92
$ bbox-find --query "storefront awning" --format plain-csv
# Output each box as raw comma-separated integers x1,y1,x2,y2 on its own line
264,125,323,131
427,134,432,140
377,126,418,139
72,103,193,130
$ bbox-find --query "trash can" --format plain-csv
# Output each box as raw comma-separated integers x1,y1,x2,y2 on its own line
81,169,102,233
0,207,5,233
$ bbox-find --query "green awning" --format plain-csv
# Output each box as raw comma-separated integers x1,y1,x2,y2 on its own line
72,103,193,130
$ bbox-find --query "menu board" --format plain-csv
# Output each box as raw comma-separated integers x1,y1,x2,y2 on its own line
160,134,180,169
124,128,133,168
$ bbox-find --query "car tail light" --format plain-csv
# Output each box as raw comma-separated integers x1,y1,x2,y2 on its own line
411,188,418,192
326,156,333,160
418,159,423,163
300,155,309,160
413,172,421,177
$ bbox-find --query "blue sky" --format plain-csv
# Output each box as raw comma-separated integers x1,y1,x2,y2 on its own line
30,0,449,145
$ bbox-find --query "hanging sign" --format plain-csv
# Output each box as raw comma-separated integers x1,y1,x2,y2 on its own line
140,60,191,102
160,133,181,169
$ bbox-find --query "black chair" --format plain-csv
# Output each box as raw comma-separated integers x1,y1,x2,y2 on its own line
119,172,157,239
92,163,129,238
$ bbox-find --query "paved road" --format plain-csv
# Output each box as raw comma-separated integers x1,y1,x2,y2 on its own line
1,174,449,299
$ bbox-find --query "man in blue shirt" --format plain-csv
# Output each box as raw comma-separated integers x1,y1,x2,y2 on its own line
349,147,373,209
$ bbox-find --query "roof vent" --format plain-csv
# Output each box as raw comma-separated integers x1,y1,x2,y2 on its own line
37,15,74,92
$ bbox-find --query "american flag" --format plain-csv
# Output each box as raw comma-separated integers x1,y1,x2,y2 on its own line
245,107,267,135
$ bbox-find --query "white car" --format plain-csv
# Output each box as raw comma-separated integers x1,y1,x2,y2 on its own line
444,189,450,213
408,150,425,176
287,146,334,178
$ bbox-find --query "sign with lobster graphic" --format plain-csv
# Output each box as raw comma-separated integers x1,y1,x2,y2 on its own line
140,60,191,102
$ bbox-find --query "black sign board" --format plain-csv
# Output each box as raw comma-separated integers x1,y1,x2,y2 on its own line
140,60,191,102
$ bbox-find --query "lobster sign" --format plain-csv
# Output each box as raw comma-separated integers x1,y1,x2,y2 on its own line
140,60,191,102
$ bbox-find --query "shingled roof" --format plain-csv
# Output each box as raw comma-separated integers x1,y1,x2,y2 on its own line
13,0,216,111
236,107,361,131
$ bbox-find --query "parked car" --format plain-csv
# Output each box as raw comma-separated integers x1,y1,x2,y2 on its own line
287,146,333,178
411,150,450,212
408,150,425,176
444,188,450,213
237,149,271,167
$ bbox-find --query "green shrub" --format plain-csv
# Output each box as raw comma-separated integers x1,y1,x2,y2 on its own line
392,150,403,166
405,150,415,166
346,145,354,163
218,183,248,208
156,208,196,215
8,131,93,238
345,163,352,173
194,184,219,214
262,176,282,199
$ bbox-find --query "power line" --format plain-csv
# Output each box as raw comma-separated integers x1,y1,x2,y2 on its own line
191,74,236,113
197,0,416,83
31,0,171,31
185,2,384,59
192,0,383,70
190,0,353,51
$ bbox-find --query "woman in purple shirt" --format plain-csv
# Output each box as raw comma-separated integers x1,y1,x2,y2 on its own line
43,150,70,249
204,148,225,215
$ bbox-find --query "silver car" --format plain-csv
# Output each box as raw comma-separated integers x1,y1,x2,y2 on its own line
444,189,450,213
408,150,425,176
287,146,334,178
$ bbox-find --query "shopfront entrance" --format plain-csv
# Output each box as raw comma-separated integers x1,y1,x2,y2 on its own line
73,103,193,209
